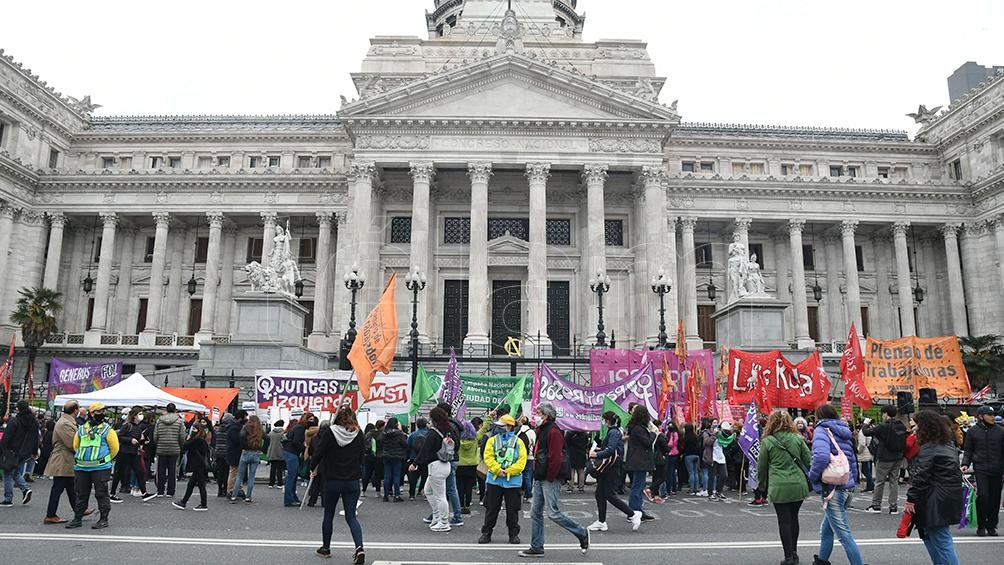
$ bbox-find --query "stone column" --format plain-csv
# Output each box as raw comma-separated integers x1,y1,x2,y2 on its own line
823,235,842,342
261,212,278,263
0,204,16,309
665,217,680,341
789,219,814,349
840,220,864,336
872,236,894,338
198,212,224,336
583,165,608,345
88,213,118,332
409,162,435,342
64,227,86,333
143,213,171,334
526,163,551,346
464,162,492,348
994,216,1004,327
331,211,351,339
311,212,334,336
164,225,188,334
43,213,67,289
642,167,671,344
773,231,793,341
349,162,377,308
680,216,701,348
216,226,238,335
113,225,137,333
892,221,916,336
941,223,968,336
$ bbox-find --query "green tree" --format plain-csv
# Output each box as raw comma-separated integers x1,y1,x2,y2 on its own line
958,334,1004,390
8,286,62,390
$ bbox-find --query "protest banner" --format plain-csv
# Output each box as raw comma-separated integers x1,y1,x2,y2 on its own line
589,348,714,389
460,374,532,411
439,348,466,419
47,358,123,401
726,349,831,412
737,404,760,490
863,336,971,399
255,370,349,414
534,362,658,432
840,323,872,408
347,273,398,400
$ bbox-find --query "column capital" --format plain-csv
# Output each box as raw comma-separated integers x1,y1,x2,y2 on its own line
316,211,334,227
99,212,118,227
0,202,18,220
892,221,911,236
525,162,551,184
260,211,278,227
47,212,68,228
206,211,225,229
582,164,609,184
679,216,697,231
409,162,436,183
467,161,493,183
641,166,667,187
992,215,1004,232
334,210,348,226
734,217,752,232
840,219,859,236
349,161,377,183
667,217,678,232
152,212,172,227
788,219,806,233
19,210,45,227
940,222,962,238
963,222,987,237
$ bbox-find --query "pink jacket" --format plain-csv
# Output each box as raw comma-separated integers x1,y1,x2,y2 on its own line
667,430,679,456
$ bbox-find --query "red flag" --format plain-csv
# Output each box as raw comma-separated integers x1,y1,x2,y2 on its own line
658,353,673,420
674,321,687,365
0,334,13,393
840,323,872,409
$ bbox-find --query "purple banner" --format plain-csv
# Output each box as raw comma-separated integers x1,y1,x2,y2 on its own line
591,349,716,421
534,362,658,432
48,358,123,400
255,370,349,412
738,404,761,490
439,348,466,420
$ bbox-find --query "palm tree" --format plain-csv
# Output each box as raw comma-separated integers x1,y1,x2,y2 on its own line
958,334,1004,390
8,286,62,392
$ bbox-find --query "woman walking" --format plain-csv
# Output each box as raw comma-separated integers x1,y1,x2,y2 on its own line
808,404,864,565
757,410,812,565
172,422,210,511
310,406,366,564
231,415,264,504
905,410,963,565
624,405,656,520
681,423,702,495
267,420,285,488
588,411,639,532
412,407,456,532
381,418,408,503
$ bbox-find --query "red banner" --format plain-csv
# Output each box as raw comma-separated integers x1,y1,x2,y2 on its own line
726,349,831,412
840,323,872,409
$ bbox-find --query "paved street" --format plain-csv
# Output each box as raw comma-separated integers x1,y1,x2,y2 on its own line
1,476,1002,564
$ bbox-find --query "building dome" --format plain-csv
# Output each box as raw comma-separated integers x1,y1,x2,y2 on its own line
426,0,585,39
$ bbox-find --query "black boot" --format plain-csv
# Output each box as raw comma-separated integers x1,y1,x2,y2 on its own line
812,556,830,565
65,517,82,529
92,515,109,529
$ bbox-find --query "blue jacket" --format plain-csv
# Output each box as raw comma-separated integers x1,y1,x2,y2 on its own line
407,429,428,461
808,418,858,493
595,427,625,462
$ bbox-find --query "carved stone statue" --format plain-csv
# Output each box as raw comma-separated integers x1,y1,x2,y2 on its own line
746,254,766,296
727,242,768,302
244,221,301,299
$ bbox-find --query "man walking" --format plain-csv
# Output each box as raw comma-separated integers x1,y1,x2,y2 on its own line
213,413,233,497
226,410,247,498
43,401,93,523
1,400,39,507
962,405,1004,536
862,405,907,514
518,403,588,558
153,403,185,498
66,402,118,529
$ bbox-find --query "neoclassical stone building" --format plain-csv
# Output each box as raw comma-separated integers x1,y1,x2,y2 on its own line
0,0,1002,380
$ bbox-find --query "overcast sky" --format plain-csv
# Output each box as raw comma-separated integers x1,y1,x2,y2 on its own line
3,0,1002,132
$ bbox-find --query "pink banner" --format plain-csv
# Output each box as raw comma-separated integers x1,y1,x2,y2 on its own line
591,349,717,420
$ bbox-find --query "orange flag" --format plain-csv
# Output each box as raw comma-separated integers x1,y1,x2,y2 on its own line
674,320,687,365
347,273,399,401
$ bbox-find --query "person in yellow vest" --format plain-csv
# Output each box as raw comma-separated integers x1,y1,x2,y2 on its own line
65,402,119,530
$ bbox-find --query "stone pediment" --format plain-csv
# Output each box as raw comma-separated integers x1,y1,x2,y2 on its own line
487,233,530,254
339,53,679,123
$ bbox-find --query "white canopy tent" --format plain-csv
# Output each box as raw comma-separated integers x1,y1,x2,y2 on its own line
53,373,208,412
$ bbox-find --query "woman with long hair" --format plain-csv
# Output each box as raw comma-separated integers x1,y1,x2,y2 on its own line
231,415,264,504
173,422,209,511
412,407,455,532
905,410,963,565
588,411,638,532
381,418,408,503
757,410,812,565
311,406,366,564
681,423,702,495
281,413,310,507
808,404,864,565
624,405,656,520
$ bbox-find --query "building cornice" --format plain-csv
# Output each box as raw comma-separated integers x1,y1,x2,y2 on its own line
666,175,970,203
343,117,674,136
38,170,349,192
0,149,41,188
669,134,936,155
915,68,1004,144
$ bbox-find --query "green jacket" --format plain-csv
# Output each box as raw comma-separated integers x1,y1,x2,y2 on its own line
757,431,812,504
459,419,492,466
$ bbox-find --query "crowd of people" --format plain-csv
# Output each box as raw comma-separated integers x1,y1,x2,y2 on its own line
1,397,1002,565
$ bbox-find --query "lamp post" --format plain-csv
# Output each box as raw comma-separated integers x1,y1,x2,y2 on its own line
405,265,427,389
651,268,672,349
589,268,611,347
343,264,365,345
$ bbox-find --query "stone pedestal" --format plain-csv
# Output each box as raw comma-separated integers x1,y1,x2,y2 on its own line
233,293,308,343
712,297,791,351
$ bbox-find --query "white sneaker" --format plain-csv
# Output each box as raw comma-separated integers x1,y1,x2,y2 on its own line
130,488,141,497
697,490,708,497
587,520,608,532
430,521,452,532
630,511,642,531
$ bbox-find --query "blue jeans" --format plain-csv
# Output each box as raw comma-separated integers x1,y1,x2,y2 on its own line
628,470,647,512
3,456,30,503
921,525,960,565
530,480,586,551
522,460,535,498
664,455,679,495
446,461,461,520
233,450,260,500
860,461,875,491
321,479,363,550
383,459,402,497
684,455,700,493
818,489,864,565
282,450,301,506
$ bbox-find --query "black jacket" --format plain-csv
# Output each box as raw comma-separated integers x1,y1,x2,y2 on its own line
565,431,590,469
653,432,670,467
310,427,366,481
183,437,210,474
961,421,1004,474
681,432,702,456
415,425,448,467
906,443,964,529
381,428,409,461
1,411,40,458
623,423,656,472
226,421,243,466
863,419,908,462
117,421,143,455
283,424,306,457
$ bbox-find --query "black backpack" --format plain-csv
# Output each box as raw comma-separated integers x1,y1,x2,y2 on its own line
886,424,908,454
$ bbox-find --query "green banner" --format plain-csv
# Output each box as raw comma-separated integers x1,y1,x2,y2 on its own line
459,374,533,411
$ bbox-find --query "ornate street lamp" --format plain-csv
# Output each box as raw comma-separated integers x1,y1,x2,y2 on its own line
187,222,200,297
343,264,365,345
405,265,427,390
589,268,611,347
295,215,306,299
651,268,672,349
82,217,97,293
705,221,716,301
810,223,822,303
911,229,925,305
294,278,305,299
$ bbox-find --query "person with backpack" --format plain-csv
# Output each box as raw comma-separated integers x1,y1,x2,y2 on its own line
282,413,308,507
808,405,864,565
457,420,481,514
517,416,536,502
1,400,39,507
587,411,637,532
862,405,908,514
477,413,526,544
212,413,233,497
381,418,409,503
757,410,812,565
406,418,429,501
362,420,385,498
413,407,457,532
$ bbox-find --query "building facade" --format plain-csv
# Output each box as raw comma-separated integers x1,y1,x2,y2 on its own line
1,0,1003,383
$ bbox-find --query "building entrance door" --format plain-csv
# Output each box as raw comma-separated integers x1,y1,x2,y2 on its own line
491,280,522,355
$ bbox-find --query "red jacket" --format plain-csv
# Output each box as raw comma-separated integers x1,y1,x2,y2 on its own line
534,421,565,482
904,433,920,461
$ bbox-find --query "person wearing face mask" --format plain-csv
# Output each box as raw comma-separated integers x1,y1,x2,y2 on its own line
66,402,119,530
43,401,95,524
109,408,155,503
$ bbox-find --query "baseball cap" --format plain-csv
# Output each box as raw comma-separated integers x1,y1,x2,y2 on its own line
89,402,106,412
496,414,516,427
976,405,995,417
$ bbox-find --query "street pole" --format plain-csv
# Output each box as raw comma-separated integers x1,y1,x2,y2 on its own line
405,266,426,398
589,268,611,347
343,264,365,346
651,268,672,349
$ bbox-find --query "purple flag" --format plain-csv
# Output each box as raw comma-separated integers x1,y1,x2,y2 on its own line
738,404,760,490
534,362,658,432
438,348,466,419
48,358,123,401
